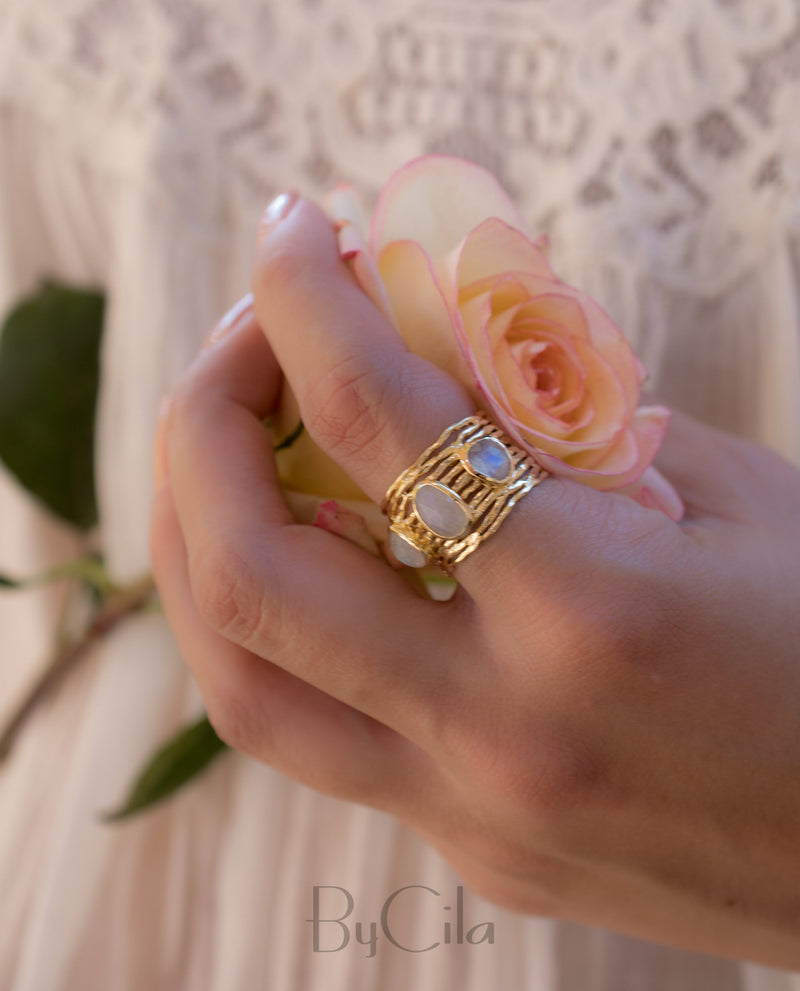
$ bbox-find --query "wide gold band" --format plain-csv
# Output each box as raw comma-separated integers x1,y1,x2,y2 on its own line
382,413,548,575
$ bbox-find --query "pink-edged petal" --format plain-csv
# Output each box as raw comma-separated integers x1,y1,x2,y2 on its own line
615,467,685,521
313,499,382,556
590,405,670,481
511,292,590,342
324,183,369,239
513,403,671,489
495,325,591,432
509,333,588,420
438,223,556,313
452,218,556,288
549,285,644,409
336,221,398,328
351,250,398,327
378,239,470,377
283,491,392,550
458,291,522,404
574,346,633,439
460,294,594,447
370,155,526,258
483,277,641,412
458,273,530,309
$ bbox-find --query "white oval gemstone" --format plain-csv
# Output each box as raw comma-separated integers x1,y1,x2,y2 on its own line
467,437,512,481
414,483,470,539
389,530,429,568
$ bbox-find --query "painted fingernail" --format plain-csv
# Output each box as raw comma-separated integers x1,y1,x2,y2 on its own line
153,396,172,490
203,292,255,350
258,190,299,243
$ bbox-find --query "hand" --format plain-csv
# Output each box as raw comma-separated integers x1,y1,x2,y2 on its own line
150,195,800,968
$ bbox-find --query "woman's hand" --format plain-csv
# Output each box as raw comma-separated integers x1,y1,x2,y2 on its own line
150,195,800,968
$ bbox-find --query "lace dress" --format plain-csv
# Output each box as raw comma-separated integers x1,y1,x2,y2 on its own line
0,0,798,987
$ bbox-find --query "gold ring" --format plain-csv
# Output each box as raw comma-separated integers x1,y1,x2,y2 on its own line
382,413,548,574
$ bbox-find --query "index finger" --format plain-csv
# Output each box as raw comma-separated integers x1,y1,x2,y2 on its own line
250,194,648,600
163,301,476,743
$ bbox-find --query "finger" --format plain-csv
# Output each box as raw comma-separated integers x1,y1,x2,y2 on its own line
164,300,477,743
149,479,432,810
653,410,800,528
252,193,474,495
251,194,602,596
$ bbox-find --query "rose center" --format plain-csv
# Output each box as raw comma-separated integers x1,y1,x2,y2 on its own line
509,332,585,422
532,357,560,397
516,341,562,402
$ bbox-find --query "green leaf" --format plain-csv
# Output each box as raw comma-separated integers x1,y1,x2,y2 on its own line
105,716,228,822
0,574,21,589
0,282,105,529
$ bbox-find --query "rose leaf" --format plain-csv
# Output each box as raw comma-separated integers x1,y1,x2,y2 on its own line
104,715,228,822
0,281,105,530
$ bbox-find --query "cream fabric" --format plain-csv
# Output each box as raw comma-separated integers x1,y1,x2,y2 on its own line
0,0,799,987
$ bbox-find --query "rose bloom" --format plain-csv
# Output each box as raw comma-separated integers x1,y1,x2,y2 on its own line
275,155,682,557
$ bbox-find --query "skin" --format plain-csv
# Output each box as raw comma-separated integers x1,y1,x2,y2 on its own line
150,195,800,968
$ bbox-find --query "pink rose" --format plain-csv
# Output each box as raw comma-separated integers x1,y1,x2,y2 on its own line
331,156,683,520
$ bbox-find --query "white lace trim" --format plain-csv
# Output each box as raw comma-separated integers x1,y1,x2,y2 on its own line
1,0,799,295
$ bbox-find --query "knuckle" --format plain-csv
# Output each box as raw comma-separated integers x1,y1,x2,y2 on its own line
206,693,272,759
189,535,279,650
467,720,601,823
436,693,601,830
491,738,601,824
305,351,400,463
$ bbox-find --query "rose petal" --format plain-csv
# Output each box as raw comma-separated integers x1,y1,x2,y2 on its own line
548,286,644,410
528,405,671,489
458,290,529,419
370,155,526,258
496,324,590,431
378,240,470,378
283,491,390,551
314,499,382,557
509,332,588,420
465,275,642,414
564,336,632,445
325,183,369,238
616,466,685,521
336,222,398,327
452,218,556,291
510,293,590,342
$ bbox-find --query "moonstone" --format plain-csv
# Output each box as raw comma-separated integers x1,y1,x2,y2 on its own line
414,483,470,539
390,530,428,568
467,436,512,481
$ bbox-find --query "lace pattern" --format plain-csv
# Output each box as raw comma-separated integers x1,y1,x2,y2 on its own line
1,6,800,989
1,0,798,295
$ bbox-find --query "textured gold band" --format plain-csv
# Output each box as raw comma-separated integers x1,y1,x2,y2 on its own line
382,413,548,575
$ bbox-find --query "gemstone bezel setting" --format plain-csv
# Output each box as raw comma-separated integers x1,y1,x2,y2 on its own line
413,482,472,539
464,435,513,482
389,528,430,568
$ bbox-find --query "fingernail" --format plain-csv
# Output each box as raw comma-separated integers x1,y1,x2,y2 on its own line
203,292,255,350
258,190,299,242
153,396,172,490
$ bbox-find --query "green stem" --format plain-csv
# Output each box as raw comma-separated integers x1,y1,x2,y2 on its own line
0,555,119,597
0,575,155,762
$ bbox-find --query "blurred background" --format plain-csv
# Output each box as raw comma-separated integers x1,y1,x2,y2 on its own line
1,1,799,988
